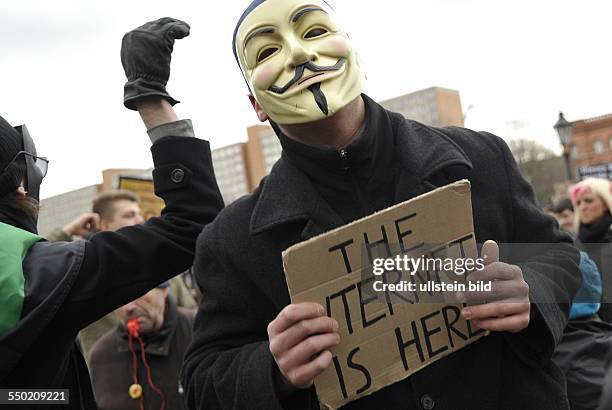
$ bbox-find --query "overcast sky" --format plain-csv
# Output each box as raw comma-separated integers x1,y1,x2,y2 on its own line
0,0,609,199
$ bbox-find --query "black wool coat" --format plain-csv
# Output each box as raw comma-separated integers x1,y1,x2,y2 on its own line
183,100,581,410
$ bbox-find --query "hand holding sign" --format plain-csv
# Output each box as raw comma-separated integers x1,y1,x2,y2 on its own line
268,302,340,392
283,181,487,407
459,240,531,332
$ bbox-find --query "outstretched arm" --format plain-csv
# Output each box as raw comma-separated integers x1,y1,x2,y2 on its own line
37,18,223,329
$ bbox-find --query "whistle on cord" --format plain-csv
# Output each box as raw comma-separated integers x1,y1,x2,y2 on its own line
127,318,140,337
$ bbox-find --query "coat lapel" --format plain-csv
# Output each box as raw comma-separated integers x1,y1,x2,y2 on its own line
250,154,343,240
392,119,473,202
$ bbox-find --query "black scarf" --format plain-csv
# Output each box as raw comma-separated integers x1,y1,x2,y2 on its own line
273,94,397,224
578,211,612,243
0,203,38,234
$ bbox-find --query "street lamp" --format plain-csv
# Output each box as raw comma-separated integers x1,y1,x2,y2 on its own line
554,111,574,181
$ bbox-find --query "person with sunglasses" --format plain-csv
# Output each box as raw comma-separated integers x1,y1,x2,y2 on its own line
0,18,223,409
0,125,49,233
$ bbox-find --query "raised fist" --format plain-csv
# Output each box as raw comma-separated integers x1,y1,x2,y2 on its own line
121,17,190,110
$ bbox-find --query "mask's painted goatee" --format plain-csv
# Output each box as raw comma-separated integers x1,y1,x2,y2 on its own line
307,83,329,116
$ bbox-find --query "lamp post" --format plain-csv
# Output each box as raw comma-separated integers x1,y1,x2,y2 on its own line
554,111,574,181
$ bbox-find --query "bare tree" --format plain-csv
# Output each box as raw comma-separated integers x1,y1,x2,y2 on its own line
506,139,564,206
508,139,556,165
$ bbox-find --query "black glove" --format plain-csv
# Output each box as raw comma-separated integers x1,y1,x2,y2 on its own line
121,17,190,110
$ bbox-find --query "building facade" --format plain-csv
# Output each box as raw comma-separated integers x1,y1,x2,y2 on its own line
379,87,464,127
569,113,612,180
243,124,282,191
210,143,250,205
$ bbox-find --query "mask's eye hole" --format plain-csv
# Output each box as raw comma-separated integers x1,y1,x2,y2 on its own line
304,27,328,39
257,47,279,62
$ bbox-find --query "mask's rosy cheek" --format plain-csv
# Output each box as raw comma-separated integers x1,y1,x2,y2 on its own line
252,64,276,89
317,36,352,57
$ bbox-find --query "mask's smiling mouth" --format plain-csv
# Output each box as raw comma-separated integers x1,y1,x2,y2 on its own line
268,58,346,96
298,72,325,85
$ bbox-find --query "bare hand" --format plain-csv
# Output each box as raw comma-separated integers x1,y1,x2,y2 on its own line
268,303,340,391
62,212,100,237
459,240,530,332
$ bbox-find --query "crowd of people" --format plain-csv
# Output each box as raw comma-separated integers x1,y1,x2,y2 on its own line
546,179,612,410
0,0,611,409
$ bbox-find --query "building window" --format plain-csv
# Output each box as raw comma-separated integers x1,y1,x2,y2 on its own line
609,136,612,150
594,139,604,154
571,145,579,159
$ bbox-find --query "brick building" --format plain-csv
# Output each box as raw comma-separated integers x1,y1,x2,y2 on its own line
569,113,612,180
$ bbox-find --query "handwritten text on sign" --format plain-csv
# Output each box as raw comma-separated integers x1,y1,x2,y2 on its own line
282,180,486,409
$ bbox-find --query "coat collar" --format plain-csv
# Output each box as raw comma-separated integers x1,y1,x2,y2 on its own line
250,99,473,239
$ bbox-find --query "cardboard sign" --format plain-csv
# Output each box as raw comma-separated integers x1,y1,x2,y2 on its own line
282,180,486,408
117,176,164,220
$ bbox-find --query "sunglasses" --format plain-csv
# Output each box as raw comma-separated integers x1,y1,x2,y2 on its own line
1,151,49,178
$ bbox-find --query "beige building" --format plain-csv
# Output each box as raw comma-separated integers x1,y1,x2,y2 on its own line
243,125,282,190
211,143,250,205
568,113,612,180
379,87,464,127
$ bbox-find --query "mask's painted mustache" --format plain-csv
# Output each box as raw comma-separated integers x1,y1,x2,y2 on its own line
308,83,329,116
268,58,346,94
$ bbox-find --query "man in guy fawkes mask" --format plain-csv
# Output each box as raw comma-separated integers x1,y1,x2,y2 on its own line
0,17,224,410
232,0,364,123
182,1,581,409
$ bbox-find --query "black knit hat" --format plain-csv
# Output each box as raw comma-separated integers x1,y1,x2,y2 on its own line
0,115,25,197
